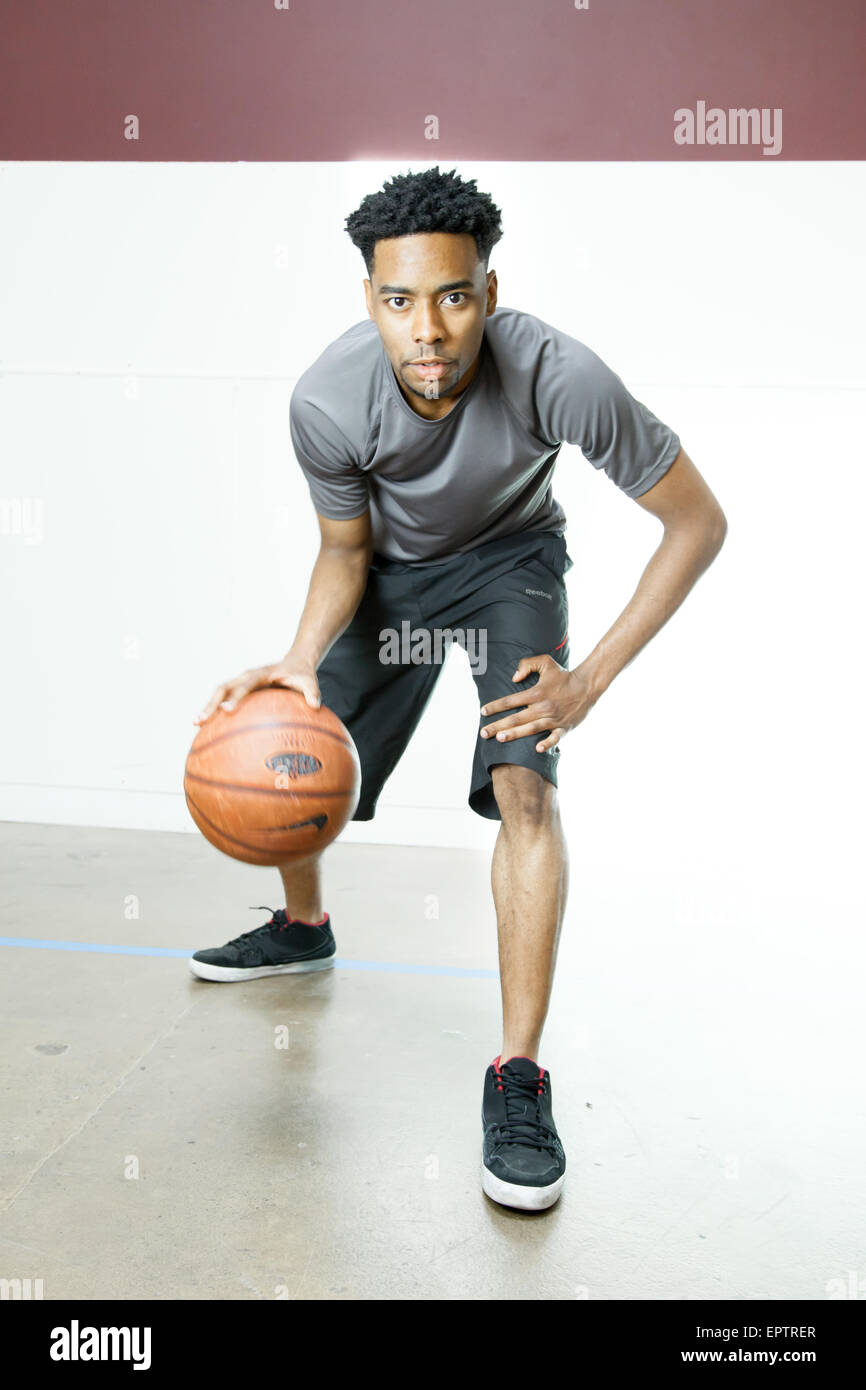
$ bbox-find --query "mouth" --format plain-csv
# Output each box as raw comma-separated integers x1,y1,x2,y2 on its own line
410,359,452,380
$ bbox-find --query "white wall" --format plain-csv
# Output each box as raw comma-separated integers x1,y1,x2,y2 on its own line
1,163,864,923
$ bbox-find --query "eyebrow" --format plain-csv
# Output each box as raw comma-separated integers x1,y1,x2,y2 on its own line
376,280,475,295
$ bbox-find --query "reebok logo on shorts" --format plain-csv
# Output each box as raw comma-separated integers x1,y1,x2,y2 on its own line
524,587,551,599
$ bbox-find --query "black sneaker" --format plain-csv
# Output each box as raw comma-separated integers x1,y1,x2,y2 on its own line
188,905,336,982
481,1055,566,1211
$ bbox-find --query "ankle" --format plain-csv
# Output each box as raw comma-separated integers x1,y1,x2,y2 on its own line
500,1045,541,1067
287,911,327,928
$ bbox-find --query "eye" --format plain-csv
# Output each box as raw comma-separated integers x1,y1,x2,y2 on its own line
385,293,467,309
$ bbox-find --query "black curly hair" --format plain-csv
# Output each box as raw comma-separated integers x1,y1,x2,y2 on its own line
345,166,503,278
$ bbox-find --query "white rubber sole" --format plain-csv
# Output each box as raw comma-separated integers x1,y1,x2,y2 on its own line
188,955,335,982
481,1152,565,1211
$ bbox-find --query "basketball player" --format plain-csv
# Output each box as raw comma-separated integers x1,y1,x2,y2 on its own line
190,167,727,1212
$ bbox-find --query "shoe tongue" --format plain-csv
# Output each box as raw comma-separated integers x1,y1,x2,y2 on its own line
501,1056,540,1077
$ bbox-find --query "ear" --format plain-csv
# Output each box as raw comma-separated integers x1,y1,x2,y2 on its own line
486,269,498,315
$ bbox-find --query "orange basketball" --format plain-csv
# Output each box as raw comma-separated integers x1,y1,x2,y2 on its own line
184,687,361,866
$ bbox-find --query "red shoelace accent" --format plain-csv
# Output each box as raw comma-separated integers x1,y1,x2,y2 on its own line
493,1054,546,1095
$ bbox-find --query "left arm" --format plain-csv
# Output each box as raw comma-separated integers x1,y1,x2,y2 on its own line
581,445,727,699
479,448,728,751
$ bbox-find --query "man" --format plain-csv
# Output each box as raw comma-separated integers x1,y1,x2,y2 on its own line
190,166,727,1212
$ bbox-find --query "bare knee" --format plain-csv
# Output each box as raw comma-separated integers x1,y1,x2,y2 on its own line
491,764,557,826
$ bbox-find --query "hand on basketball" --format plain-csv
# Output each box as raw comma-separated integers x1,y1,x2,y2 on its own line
479,655,598,753
194,655,321,725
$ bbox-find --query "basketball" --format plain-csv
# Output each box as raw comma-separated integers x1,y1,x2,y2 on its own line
184,687,361,866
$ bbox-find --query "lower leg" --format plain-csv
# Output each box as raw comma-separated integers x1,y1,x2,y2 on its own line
490,788,569,1066
277,854,325,924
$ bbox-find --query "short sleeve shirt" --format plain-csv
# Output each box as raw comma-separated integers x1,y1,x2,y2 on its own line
289,304,681,563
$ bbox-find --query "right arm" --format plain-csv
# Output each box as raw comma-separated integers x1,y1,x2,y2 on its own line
194,510,373,723
284,510,374,672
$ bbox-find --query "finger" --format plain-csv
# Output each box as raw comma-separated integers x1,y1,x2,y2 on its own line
536,729,565,752
484,718,555,743
480,688,543,719
194,687,229,724
511,655,549,683
276,674,321,709
480,696,521,717
217,682,251,714
481,701,549,737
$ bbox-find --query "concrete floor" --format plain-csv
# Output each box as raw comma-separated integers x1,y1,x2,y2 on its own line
0,820,862,1301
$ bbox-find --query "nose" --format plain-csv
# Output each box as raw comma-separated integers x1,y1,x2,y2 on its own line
411,303,445,349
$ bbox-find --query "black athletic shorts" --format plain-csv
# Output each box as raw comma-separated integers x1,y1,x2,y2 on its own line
315,528,573,822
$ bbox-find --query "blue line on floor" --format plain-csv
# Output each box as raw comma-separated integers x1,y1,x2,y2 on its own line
0,937,498,979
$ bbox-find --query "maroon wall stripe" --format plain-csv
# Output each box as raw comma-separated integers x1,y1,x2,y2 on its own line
1,0,862,160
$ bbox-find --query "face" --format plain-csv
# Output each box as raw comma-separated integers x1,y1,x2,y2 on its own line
363,232,498,419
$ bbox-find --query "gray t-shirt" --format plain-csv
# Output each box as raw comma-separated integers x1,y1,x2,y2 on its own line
290,305,681,563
